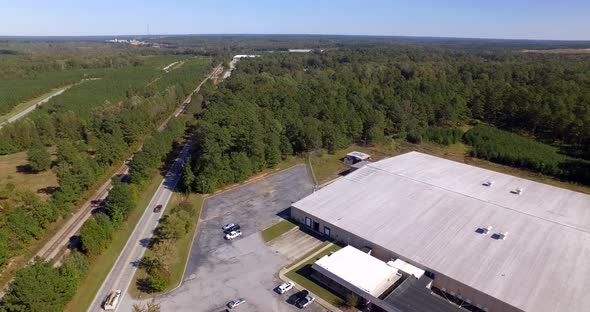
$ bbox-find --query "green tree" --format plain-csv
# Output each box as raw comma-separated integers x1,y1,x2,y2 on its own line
0,230,10,267
180,159,195,193
3,257,78,312
79,213,113,256
155,214,185,241
146,268,170,292
27,142,51,172
151,240,175,270
105,179,137,225
132,301,161,312
95,132,127,167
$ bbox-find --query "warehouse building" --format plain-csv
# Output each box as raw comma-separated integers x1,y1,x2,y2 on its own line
291,152,590,312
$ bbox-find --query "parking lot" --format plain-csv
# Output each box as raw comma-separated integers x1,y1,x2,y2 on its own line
154,165,328,312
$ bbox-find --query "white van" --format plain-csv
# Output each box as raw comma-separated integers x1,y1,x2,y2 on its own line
103,290,121,310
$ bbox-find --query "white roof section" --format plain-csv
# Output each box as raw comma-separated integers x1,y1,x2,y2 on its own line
346,151,371,160
387,259,425,279
232,54,259,59
293,151,590,312
313,246,400,297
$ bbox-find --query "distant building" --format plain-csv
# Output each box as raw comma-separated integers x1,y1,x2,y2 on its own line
289,49,313,53
232,54,259,61
291,151,590,312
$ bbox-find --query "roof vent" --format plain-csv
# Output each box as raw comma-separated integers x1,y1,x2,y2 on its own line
492,231,509,240
476,225,493,234
511,188,523,195
482,181,494,187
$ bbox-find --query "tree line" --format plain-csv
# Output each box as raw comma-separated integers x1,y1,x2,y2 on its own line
182,48,589,192
0,66,197,267
0,116,188,311
464,124,590,184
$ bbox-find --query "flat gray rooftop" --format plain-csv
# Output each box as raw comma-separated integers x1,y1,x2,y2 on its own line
293,151,590,312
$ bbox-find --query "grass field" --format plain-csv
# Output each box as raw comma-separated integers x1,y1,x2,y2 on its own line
284,242,344,307
261,219,298,242
64,172,164,312
128,193,203,299
0,147,58,198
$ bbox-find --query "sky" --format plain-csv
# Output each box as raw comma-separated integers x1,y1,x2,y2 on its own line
1,0,589,40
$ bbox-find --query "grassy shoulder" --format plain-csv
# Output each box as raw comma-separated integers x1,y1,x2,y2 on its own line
128,193,203,299
64,172,164,312
284,242,344,307
309,140,590,194
261,219,297,242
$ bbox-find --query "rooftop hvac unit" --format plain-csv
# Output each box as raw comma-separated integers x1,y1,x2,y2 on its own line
476,225,493,234
497,231,508,240
483,181,494,187
511,188,523,195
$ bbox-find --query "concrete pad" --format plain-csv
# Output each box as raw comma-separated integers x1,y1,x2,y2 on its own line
269,228,324,261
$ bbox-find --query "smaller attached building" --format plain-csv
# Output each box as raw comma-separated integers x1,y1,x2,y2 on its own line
311,246,402,310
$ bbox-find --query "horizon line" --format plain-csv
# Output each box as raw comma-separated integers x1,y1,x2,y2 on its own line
1,33,589,43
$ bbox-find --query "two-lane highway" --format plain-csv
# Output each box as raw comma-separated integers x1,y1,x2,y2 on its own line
88,142,192,312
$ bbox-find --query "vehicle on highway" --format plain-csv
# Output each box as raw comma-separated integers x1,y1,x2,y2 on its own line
222,223,236,231
103,289,121,310
277,281,294,294
153,204,163,213
224,230,242,240
227,298,246,309
223,224,241,234
297,295,315,308
293,289,309,306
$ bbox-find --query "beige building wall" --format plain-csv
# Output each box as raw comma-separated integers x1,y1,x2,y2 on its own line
290,207,522,312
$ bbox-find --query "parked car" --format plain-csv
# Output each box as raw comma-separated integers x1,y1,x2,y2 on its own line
297,295,315,308
222,223,236,231
227,298,246,309
293,289,309,306
225,230,242,240
277,281,294,294
223,224,241,234
153,204,163,213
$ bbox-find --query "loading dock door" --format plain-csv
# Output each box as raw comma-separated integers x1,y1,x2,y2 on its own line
313,221,320,231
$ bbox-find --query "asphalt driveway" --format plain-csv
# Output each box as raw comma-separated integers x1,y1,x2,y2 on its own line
154,164,327,312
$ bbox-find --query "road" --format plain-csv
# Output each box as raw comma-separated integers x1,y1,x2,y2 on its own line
0,87,70,129
88,142,192,312
86,63,223,311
